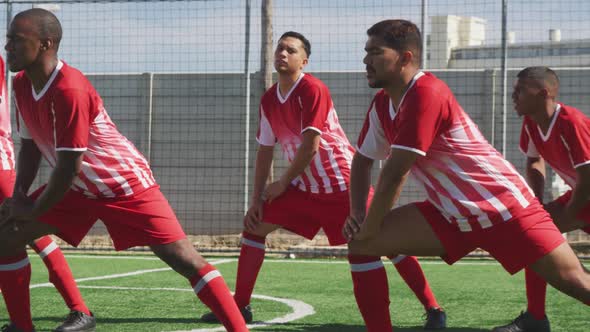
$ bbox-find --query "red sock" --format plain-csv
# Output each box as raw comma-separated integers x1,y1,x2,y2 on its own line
233,232,266,308
348,254,391,332
190,264,248,332
0,251,34,332
525,267,547,319
31,236,90,315
389,255,440,310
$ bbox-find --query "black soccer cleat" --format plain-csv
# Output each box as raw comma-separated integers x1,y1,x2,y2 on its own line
53,311,96,332
423,307,447,330
0,323,36,332
492,311,550,332
201,305,253,324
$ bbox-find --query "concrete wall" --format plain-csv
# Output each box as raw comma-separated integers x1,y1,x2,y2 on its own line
14,69,590,239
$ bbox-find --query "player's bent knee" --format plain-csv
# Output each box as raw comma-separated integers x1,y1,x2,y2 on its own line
348,239,384,256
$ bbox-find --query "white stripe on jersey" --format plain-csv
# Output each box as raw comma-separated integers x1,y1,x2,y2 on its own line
313,151,333,194
320,137,347,192
477,156,532,210
80,163,116,198
72,177,96,198
412,168,473,231
428,167,492,228
258,105,276,146
86,153,133,196
554,169,575,187
560,135,576,167
0,139,11,169
286,143,319,193
93,111,154,188
444,157,510,226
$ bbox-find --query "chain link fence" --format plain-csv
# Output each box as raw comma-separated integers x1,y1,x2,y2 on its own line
4,0,589,252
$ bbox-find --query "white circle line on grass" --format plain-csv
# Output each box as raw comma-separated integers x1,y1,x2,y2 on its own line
47,284,315,332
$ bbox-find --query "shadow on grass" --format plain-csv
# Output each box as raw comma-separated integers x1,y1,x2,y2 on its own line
228,322,490,332
32,317,491,332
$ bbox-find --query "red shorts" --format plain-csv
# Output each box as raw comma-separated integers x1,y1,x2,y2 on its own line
31,185,186,251
262,186,369,246
553,190,590,230
417,200,565,274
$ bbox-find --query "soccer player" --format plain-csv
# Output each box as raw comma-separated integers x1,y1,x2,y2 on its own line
492,67,590,332
343,20,590,327
201,31,447,331
0,54,95,332
0,8,248,332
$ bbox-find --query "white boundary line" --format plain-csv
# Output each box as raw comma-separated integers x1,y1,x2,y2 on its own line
55,255,509,266
29,258,315,331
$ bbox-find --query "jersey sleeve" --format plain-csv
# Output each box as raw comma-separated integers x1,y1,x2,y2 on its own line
53,89,90,151
562,116,590,168
256,104,276,146
299,83,330,135
390,87,448,156
519,121,540,158
356,96,390,160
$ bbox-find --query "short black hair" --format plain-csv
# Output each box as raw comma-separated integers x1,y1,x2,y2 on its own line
279,31,311,57
517,66,560,89
14,8,62,48
367,20,422,66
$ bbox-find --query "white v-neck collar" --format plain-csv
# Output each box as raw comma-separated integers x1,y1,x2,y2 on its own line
32,60,64,101
388,71,424,120
537,104,561,142
276,73,305,104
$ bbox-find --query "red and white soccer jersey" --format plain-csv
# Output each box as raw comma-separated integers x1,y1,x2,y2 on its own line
357,72,537,232
257,73,355,194
13,61,156,198
0,57,15,171
519,103,590,188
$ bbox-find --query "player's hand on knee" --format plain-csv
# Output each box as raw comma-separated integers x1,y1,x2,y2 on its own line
244,203,263,232
352,221,378,241
343,215,361,242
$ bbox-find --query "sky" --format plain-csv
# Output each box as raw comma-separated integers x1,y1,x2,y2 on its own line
3,0,590,73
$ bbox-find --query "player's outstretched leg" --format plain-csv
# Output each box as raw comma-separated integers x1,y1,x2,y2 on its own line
388,255,446,330
348,254,392,332
0,250,34,332
492,268,550,332
201,231,268,324
150,238,249,332
30,236,96,332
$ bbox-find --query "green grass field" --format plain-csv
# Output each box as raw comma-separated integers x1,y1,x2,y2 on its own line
1,253,588,331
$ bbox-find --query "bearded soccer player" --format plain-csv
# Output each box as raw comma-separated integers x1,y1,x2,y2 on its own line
0,53,95,332
492,67,590,332
343,20,589,330
201,31,446,331
0,8,248,332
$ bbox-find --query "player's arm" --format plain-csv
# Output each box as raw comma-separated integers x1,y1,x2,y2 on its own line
30,150,83,219
565,163,590,220
354,148,416,241
343,151,375,241
525,156,546,202
13,138,42,196
263,130,320,202
349,152,374,221
251,145,274,205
